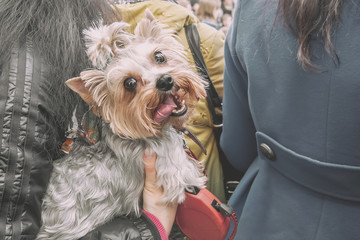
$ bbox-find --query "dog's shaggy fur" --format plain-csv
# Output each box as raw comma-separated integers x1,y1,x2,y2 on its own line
36,10,207,239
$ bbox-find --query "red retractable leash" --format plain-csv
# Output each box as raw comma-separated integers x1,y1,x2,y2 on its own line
175,187,237,240
176,128,238,240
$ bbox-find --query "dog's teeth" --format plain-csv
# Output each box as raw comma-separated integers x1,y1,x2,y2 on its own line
177,89,185,97
173,103,185,113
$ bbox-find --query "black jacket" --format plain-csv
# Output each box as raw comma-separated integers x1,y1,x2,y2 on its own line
81,214,162,240
0,35,58,239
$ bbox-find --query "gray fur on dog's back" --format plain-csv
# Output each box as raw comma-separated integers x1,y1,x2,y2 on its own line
37,125,205,240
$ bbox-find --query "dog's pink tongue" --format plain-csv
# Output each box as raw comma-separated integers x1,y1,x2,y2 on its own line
154,96,177,123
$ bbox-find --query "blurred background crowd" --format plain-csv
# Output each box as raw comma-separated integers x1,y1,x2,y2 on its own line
112,0,235,34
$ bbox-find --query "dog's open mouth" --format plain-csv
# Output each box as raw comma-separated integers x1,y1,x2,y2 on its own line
153,92,188,123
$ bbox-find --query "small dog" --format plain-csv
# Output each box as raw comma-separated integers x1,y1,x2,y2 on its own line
36,9,207,240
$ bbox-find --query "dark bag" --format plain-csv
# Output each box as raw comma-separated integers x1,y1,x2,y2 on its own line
185,24,242,200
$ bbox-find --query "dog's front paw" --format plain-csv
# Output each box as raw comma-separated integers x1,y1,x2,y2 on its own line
161,185,187,204
157,168,207,205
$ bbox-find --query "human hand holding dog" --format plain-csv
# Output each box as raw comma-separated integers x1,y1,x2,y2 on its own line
143,150,177,235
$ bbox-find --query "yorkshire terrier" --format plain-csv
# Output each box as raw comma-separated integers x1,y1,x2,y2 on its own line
36,9,207,240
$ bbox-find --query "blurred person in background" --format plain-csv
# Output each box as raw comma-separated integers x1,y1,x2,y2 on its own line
222,0,360,239
196,0,222,30
219,12,232,35
190,0,200,14
220,0,233,16
178,0,193,11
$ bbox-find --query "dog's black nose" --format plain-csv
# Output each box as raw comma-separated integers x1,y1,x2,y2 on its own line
156,75,174,91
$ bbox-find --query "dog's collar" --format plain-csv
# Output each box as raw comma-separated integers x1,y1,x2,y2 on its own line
61,110,207,157
61,110,101,153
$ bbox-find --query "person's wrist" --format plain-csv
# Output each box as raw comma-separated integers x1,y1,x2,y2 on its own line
142,150,177,235
143,194,177,235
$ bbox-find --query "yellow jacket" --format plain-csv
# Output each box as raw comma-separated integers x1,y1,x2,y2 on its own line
114,0,226,202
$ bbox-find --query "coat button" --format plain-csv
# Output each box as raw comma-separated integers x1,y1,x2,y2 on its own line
260,143,276,160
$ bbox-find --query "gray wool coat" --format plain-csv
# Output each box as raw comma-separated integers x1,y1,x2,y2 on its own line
221,0,360,239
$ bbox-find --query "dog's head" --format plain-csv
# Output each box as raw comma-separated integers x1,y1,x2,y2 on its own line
66,9,206,139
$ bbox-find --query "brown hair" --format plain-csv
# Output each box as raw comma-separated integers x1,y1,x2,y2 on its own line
276,0,344,71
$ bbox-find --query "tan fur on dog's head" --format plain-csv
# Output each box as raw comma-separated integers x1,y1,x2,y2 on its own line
83,21,132,69
67,9,206,139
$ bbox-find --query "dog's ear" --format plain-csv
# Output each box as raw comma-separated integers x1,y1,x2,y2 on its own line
66,70,106,107
143,8,156,22
134,9,174,41
83,21,132,69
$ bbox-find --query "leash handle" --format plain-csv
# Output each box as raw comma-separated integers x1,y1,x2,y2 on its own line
228,212,238,240
211,201,238,240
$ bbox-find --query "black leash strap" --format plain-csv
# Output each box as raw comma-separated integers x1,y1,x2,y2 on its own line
184,24,223,127
185,23,243,198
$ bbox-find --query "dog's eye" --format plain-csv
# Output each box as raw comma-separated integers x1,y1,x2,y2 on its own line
154,51,167,64
123,77,137,92
115,41,125,49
